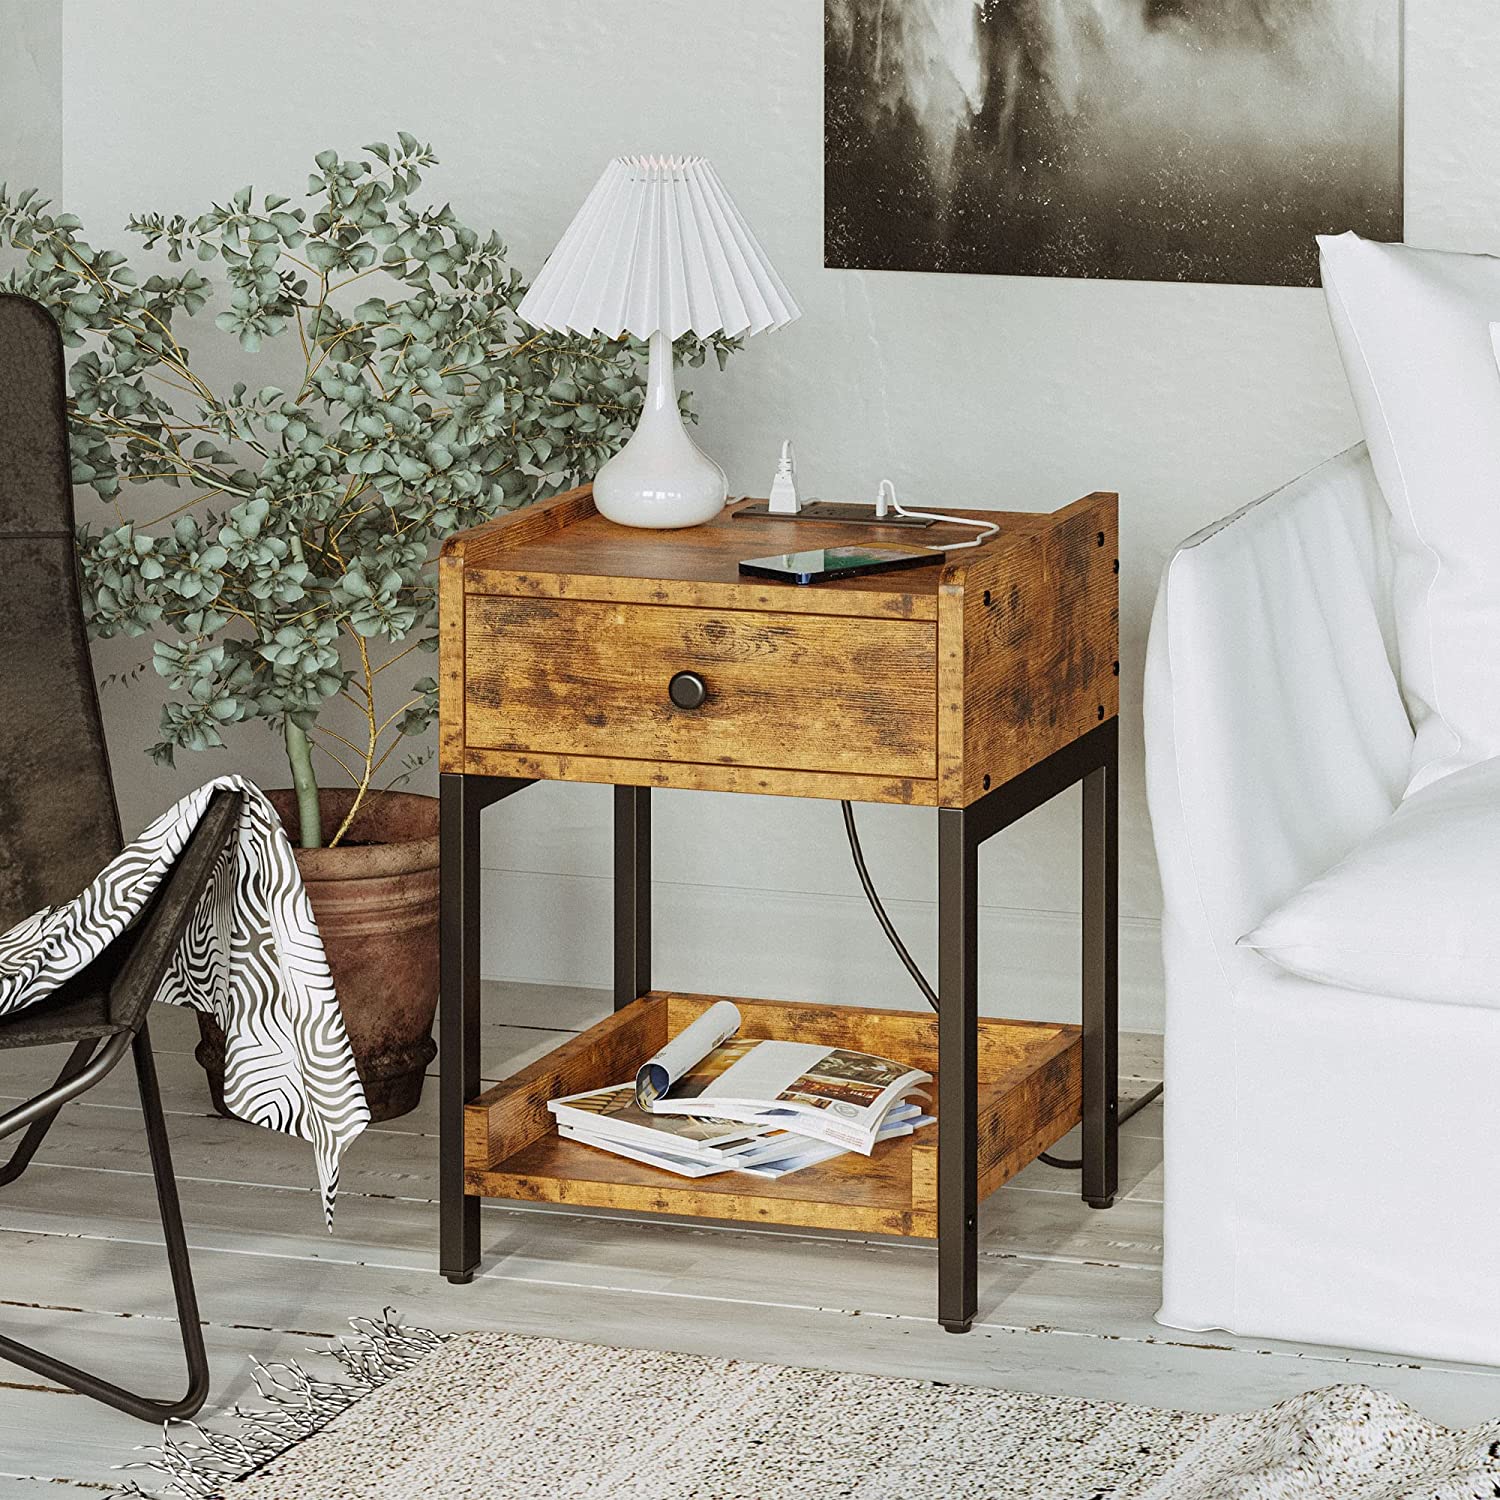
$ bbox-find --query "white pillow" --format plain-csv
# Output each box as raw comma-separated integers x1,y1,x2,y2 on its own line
1241,756,1500,1008
1318,233,1500,796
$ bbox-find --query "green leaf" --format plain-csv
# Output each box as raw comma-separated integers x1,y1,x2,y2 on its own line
17,147,738,794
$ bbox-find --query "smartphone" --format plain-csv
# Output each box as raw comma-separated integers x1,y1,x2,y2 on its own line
737,545,942,586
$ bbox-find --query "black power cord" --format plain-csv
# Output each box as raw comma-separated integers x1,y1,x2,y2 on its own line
1033,1081,1163,1170
840,800,938,1012
839,800,1163,1170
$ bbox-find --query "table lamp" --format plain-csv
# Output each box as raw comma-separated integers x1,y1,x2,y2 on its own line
517,156,800,529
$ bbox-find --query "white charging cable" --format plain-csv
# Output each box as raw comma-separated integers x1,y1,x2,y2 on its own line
872,478,999,551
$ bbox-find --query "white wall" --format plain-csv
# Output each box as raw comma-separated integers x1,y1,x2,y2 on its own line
16,0,1500,1029
1,1,61,199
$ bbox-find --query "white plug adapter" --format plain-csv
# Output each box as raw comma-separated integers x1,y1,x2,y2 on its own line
767,439,800,515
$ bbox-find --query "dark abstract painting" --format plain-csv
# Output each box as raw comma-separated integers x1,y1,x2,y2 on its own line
825,0,1403,286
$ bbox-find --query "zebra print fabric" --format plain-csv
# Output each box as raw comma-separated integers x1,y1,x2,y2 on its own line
0,775,369,1222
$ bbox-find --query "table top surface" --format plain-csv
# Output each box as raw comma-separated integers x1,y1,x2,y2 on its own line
457,495,1108,605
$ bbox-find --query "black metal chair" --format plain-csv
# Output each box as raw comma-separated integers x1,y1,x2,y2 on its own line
0,292,240,1421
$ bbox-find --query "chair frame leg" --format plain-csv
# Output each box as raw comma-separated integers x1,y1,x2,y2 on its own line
0,1039,97,1187
0,1023,210,1422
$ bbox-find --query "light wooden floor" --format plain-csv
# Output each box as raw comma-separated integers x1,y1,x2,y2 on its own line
0,983,1496,1495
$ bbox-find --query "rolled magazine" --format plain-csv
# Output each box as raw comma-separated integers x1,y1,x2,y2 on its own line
634,999,741,1107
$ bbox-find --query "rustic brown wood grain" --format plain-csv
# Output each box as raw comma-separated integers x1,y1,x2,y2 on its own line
445,490,1110,1235
444,485,1117,808
447,483,598,568
438,547,468,774
937,492,1119,804
904,1045,1079,1228
935,570,969,804
461,496,957,616
463,991,1084,1238
461,564,939,621
973,1032,1082,1201
470,1132,930,1237
464,997,666,1171
440,486,597,774
663,992,1078,1082
457,746,939,805
463,596,938,779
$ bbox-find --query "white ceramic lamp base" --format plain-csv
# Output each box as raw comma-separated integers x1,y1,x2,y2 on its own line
593,331,727,530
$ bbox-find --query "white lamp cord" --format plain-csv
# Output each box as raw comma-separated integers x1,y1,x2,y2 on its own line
872,478,999,551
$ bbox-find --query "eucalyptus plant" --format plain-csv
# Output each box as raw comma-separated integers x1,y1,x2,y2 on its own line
0,136,736,846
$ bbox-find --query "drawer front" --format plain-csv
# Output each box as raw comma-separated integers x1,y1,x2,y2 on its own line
464,596,937,778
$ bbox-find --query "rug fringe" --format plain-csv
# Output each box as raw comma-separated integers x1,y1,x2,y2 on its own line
119,1309,446,1499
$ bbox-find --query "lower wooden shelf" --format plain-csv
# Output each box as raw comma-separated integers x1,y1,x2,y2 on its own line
463,991,1081,1239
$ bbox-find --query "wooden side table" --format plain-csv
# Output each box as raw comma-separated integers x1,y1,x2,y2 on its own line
438,487,1120,1333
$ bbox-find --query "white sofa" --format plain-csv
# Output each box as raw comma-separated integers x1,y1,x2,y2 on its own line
1144,444,1500,1367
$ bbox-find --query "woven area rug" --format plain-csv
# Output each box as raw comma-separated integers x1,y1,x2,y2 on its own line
129,1317,1500,1500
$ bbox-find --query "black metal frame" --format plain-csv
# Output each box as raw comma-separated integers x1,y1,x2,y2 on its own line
0,788,241,1422
936,717,1118,1331
0,1027,208,1421
439,719,1118,1332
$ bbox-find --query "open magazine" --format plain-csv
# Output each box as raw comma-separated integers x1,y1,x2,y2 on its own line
551,1088,930,1180
545,1001,934,1180
549,1080,931,1179
550,1083,786,1165
633,1000,932,1156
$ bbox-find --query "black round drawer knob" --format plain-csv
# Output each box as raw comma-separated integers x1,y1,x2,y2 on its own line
668,671,708,710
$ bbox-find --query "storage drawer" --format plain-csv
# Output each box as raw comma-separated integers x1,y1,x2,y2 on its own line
463,596,937,778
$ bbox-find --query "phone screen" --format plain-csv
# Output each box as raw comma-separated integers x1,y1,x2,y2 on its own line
737,546,939,585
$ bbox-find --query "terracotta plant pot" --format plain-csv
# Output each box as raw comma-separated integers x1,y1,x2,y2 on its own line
194,787,439,1123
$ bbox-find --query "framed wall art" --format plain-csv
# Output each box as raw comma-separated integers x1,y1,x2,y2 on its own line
825,0,1404,286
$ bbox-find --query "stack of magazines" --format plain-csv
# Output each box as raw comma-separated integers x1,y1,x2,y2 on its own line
547,1001,934,1179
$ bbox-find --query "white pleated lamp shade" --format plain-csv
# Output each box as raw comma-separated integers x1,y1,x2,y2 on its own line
517,156,800,341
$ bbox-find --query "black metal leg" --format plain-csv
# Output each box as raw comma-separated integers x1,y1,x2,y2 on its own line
0,1039,97,1187
1081,724,1120,1210
0,1024,210,1423
440,772,485,1284
131,1024,210,1415
614,786,652,1011
937,806,979,1334
928,719,1121,1326
439,772,533,1284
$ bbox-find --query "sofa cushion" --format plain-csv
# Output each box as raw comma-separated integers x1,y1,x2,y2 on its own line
1240,756,1500,1007
1318,233,1500,796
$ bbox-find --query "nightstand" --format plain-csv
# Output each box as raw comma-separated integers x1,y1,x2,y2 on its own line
438,487,1119,1333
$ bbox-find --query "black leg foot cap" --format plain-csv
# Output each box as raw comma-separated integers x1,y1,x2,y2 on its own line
941,1320,973,1335
1086,1195,1116,1211
443,1269,477,1285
